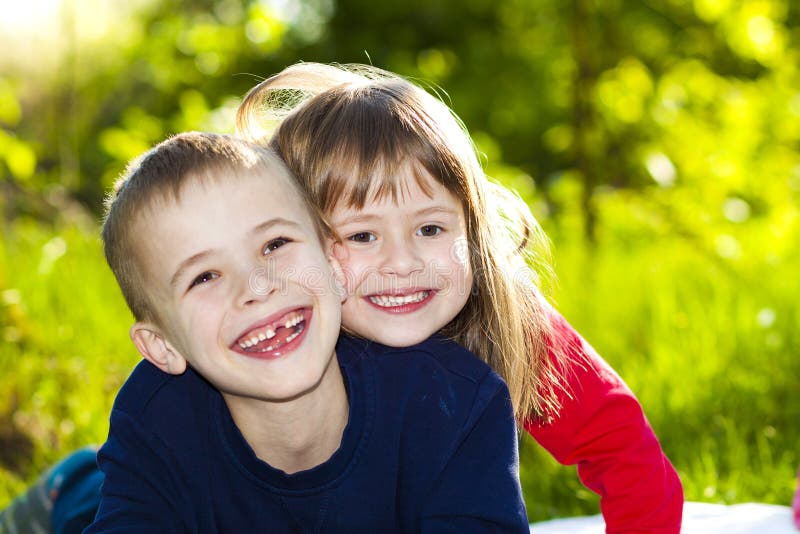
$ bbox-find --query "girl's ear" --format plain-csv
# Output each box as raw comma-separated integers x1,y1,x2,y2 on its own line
327,239,349,265
130,322,187,375
327,253,348,303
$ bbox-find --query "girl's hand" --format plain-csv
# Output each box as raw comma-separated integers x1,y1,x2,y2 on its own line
793,466,800,529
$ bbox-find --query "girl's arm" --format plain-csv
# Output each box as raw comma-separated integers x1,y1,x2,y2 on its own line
421,376,529,533
85,411,188,533
526,312,683,534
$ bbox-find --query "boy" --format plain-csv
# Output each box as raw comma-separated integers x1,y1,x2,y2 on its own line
85,132,528,532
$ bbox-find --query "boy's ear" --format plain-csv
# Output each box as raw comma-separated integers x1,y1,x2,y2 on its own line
130,322,187,375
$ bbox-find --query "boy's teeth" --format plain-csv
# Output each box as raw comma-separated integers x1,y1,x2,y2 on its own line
369,291,429,308
283,328,301,345
238,323,304,352
236,310,307,350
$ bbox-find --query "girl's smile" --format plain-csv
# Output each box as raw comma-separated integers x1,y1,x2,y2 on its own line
365,288,435,313
329,168,472,347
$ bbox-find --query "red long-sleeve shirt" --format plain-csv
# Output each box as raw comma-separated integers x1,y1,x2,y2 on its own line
526,311,684,533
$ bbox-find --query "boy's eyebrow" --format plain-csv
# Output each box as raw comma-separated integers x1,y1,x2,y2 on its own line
249,217,304,236
170,250,214,289
170,218,303,289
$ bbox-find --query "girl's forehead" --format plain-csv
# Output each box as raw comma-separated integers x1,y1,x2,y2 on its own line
328,169,466,223
333,160,443,209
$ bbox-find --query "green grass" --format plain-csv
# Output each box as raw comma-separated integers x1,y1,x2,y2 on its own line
1,217,798,523
0,218,138,502
519,235,799,521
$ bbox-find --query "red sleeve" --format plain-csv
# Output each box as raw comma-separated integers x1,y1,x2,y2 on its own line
524,311,684,533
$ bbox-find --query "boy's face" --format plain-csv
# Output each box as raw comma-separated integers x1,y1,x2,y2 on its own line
328,166,473,347
132,167,343,404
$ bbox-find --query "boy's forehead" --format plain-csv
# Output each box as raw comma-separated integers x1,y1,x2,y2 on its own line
199,163,301,200
141,163,308,215
131,165,316,252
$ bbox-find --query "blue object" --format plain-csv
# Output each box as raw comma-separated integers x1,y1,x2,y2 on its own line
86,334,528,532
0,446,102,534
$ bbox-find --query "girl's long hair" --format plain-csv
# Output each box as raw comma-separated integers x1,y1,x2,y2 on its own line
237,63,566,421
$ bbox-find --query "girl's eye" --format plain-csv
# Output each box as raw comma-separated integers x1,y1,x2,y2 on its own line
263,237,291,255
347,232,376,243
189,271,219,290
417,225,442,237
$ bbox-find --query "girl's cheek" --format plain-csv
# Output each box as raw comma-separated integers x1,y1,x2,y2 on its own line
332,245,368,288
451,236,471,267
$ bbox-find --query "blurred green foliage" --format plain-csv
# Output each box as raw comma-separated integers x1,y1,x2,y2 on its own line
1,0,798,522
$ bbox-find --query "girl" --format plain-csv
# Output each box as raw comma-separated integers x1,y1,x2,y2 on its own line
793,466,800,529
237,62,684,533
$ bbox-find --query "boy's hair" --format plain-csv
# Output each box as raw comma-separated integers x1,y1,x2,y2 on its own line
102,131,327,324
237,63,566,421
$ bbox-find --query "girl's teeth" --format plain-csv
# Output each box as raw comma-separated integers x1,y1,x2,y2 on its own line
369,291,429,307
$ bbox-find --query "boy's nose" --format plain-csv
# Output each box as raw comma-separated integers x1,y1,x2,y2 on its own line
235,263,279,307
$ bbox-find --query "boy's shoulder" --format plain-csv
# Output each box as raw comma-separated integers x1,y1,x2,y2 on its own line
111,360,211,431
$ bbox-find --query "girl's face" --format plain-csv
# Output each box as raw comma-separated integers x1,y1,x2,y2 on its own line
328,166,473,347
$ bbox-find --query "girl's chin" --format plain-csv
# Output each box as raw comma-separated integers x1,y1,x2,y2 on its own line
363,328,436,348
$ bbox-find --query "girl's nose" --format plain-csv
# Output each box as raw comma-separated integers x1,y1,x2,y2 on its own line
381,235,425,277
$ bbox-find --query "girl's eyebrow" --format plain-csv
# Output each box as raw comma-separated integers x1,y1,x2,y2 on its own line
334,205,458,225
414,206,459,218
333,212,379,225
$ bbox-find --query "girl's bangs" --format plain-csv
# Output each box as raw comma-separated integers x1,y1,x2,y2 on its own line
318,130,439,214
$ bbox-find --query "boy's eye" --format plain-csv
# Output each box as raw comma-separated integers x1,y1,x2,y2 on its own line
417,225,442,237
347,232,376,243
189,271,219,290
263,237,291,255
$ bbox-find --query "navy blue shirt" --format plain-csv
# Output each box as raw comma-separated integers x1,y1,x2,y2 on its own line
87,335,528,533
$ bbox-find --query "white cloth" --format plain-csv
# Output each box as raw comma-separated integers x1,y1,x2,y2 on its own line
530,501,796,533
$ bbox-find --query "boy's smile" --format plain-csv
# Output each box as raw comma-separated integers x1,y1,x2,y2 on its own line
131,168,344,405
329,166,473,347
233,307,311,357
